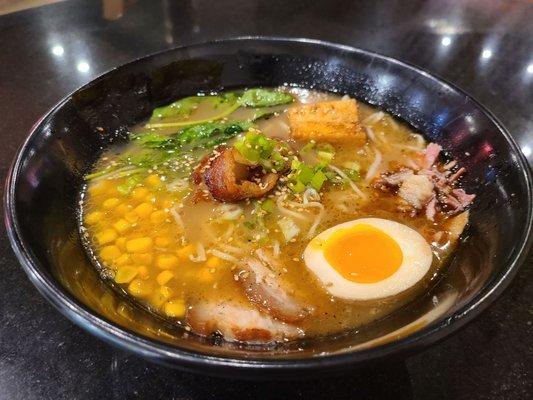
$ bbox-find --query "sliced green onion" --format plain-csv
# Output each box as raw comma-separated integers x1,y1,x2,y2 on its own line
261,199,275,213
117,175,142,194
311,170,327,190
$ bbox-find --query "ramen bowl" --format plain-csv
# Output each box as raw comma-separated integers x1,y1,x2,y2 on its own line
4,37,532,378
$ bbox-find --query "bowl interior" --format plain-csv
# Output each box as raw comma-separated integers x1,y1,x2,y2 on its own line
6,38,532,373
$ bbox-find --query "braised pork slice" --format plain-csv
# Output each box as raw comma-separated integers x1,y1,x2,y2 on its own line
374,142,475,220
398,174,434,209
193,146,278,202
241,252,315,323
186,301,302,342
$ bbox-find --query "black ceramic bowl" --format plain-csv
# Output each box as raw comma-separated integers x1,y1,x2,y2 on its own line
5,38,533,379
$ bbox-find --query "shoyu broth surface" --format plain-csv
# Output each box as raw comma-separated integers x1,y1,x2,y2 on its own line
81,88,474,342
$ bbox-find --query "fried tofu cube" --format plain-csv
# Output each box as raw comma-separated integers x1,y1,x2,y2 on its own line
287,99,365,144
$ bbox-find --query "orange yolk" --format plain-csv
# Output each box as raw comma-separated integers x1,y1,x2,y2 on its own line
323,224,403,283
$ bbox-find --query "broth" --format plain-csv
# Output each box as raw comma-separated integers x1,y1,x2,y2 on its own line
80,88,473,342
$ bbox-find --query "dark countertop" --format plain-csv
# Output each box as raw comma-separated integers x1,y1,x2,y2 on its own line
0,1,531,399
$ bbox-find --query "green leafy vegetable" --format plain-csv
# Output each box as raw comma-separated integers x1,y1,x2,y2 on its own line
145,89,293,129
117,174,143,194
239,89,294,108
87,120,253,181
133,121,253,152
150,96,202,120
250,108,275,121
146,102,241,129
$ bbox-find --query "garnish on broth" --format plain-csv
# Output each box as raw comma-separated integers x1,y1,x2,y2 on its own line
81,87,475,344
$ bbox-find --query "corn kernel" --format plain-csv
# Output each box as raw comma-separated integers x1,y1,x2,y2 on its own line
176,244,195,259
150,286,173,308
161,199,174,209
131,253,152,265
157,254,179,269
100,245,121,261
144,195,156,203
131,187,149,201
115,237,127,251
115,254,130,266
157,270,174,285
126,237,153,253
85,211,103,225
159,285,173,299
95,229,117,245
155,236,172,247
205,256,221,269
150,210,167,224
134,202,153,218
113,218,130,233
115,203,131,216
124,211,139,223
103,197,120,209
88,180,111,196
137,265,150,279
197,268,213,282
164,299,186,318
145,174,161,187
128,278,152,297
114,265,138,283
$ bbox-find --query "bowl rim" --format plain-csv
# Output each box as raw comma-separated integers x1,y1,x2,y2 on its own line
4,36,533,373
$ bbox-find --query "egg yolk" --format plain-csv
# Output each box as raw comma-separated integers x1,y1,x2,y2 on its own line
323,224,403,283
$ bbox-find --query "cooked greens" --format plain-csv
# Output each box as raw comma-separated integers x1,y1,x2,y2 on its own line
239,88,294,108
145,88,293,129
86,120,253,181
150,96,203,120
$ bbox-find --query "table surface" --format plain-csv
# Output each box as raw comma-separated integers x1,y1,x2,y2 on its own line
1,0,532,399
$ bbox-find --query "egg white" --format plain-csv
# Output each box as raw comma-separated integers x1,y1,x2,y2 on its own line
303,218,433,300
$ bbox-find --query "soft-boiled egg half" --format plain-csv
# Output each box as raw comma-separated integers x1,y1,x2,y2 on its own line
303,218,433,300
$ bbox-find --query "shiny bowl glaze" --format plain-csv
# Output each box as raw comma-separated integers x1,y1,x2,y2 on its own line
4,37,533,378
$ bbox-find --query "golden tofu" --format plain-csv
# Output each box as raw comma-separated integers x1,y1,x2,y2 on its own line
287,99,365,144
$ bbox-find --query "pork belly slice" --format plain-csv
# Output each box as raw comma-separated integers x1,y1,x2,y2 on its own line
186,301,302,343
192,146,278,202
241,252,315,323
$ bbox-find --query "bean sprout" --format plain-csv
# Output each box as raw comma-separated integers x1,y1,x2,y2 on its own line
170,205,184,230
276,195,310,221
189,243,207,262
363,111,385,125
218,243,243,254
364,147,382,183
306,202,325,239
365,126,378,144
272,241,281,257
208,249,240,264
